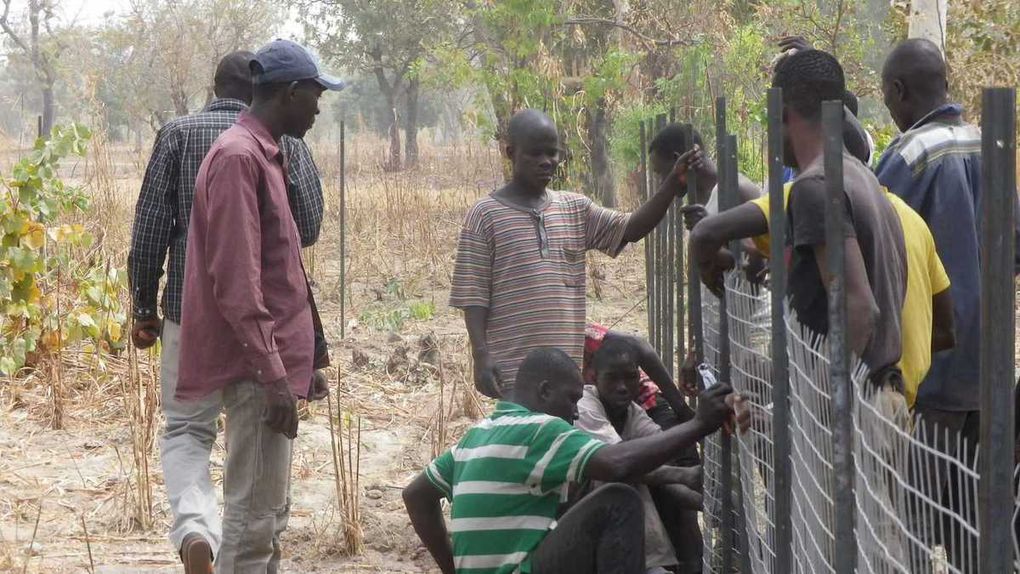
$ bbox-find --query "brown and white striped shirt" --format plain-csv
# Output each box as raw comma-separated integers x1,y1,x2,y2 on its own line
450,191,629,391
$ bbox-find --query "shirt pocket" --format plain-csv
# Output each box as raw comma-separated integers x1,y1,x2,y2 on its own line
561,247,586,288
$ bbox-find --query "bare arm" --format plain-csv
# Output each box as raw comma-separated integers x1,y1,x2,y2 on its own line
585,385,733,483
689,202,769,295
464,306,502,398
623,148,701,243
403,474,455,574
931,289,955,353
813,238,878,357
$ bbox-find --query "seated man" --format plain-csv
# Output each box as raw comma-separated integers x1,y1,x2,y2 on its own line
576,337,711,574
403,347,741,574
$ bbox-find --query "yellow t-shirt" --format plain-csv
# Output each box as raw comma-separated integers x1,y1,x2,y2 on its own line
748,185,951,406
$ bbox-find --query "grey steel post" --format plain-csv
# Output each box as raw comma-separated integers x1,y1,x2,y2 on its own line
715,100,733,572
978,87,1016,574
724,133,752,573
641,121,654,339
767,87,792,574
822,100,855,574
339,120,347,339
675,161,685,378
656,114,669,358
685,124,702,365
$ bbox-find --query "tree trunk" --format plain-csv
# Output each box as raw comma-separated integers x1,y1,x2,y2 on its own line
403,77,420,168
908,0,948,52
585,99,616,207
384,97,402,172
40,84,54,138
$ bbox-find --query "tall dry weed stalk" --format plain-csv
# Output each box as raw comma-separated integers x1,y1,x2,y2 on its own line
326,384,363,555
120,343,158,530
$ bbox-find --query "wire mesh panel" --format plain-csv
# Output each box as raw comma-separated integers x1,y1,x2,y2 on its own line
853,381,979,574
785,313,840,574
701,284,726,571
725,273,776,573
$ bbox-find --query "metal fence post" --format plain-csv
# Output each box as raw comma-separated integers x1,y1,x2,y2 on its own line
714,97,734,574
822,100,856,574
339,120,347,339
767,87,793,574
978,86,1016,574
656,114,669,361
685,124,701,365
641,121,654,341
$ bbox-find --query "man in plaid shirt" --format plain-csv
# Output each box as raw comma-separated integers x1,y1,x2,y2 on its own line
127,51,327,573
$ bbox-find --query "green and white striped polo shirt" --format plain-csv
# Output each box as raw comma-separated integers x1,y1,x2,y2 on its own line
424,401,606,574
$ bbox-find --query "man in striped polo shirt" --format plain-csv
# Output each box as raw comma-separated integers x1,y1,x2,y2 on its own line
403,347,739,574
451,109,696,398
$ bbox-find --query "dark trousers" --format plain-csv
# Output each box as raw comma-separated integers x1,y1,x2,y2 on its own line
908,405,980,573
647,396,703,573
530,483,645,574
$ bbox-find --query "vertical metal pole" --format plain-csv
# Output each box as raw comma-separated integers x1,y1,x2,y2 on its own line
339,120,347,340
649,118,660,355
723,133,752,573
767,87,792,574
675,164,685,379
656,114,669,358
978,86,1016,574
822,100,855,574
641,121,653,340
661,113,676,375
685,124,701,366
715,94,733,573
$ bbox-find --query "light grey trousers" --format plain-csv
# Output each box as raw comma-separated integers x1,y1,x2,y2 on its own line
160,320,293,573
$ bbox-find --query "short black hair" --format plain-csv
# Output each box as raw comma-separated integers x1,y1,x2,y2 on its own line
515,347,580,389
772,49,846,123
649,123,703,158
591,336,637,375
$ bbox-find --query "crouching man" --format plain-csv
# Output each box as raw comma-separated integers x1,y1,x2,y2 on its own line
403,347,743,574
576,336,717,573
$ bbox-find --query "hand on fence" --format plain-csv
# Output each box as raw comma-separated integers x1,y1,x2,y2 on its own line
679,352,700,396
724,393,751,435
472,351,504,399
131,316,162,349
307,370,329,401
694,383,735,434
679,204,709,231
698,248,735,298
264,378,299,439
670,146,704,191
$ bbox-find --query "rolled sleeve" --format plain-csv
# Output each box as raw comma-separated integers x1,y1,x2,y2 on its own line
449,225,493,309
584,198,630,257
424,449,455,500
202,152,287,384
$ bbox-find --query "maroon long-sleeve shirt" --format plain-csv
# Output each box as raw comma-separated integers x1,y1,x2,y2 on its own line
177,112,313,400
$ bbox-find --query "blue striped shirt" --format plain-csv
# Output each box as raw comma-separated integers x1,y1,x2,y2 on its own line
875,104,1020,411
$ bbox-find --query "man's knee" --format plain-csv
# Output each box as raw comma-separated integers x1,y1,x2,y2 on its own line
590,483,644,517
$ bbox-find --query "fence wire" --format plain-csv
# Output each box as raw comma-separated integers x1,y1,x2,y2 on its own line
696,272,999,574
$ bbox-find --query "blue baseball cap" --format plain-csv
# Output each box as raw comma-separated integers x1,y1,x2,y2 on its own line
251,39,347,91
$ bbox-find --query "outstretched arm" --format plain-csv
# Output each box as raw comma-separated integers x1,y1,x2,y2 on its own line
403,474,455,574
623,148,700,243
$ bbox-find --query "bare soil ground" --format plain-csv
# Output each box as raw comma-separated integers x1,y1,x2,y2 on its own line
0,139,652,573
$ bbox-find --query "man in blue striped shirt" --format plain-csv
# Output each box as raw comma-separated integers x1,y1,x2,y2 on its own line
876,38,1020,572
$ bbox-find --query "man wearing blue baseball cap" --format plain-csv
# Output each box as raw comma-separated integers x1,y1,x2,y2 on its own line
177,39,344,573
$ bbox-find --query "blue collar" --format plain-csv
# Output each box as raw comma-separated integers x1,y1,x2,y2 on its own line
908,103,964,132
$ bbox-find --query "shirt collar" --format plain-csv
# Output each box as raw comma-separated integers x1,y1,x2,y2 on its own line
236,111,282,162
907,103,964,132
492,401,533,416
203,98,248,113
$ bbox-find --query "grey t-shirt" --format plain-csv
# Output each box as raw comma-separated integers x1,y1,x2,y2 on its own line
785,151,907,373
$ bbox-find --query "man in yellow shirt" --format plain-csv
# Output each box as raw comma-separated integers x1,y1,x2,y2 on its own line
692,182,954,406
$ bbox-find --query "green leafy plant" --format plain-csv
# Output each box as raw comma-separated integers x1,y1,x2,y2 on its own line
0,124,127,375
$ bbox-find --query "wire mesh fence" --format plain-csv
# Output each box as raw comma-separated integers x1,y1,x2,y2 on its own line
700,272,989,573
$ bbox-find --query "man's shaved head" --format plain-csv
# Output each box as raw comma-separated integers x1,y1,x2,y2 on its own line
214,50,255,104
507,109,557,146
504,109,561,192
881,39,949,132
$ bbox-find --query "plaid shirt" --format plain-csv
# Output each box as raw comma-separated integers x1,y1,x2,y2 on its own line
128,98,324,323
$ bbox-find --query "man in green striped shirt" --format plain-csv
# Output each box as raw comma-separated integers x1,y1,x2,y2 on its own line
403,347,739,574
